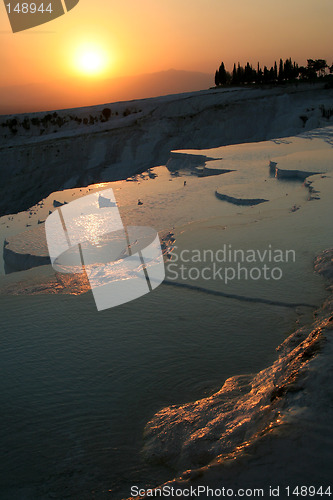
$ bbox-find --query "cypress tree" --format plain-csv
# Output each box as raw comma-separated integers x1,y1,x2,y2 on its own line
237,62,244,84
274,61,278,80
232,63,237,84
218,62,227,85
278,59,284,82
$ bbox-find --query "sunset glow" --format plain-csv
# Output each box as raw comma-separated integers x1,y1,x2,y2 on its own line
0,0,332,113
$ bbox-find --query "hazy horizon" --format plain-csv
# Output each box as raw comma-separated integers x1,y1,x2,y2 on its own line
0,68,213,115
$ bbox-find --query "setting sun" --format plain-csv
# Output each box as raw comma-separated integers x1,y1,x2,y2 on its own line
74,45,109,76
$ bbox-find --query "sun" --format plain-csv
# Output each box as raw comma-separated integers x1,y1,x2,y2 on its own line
79,50,104,73
74,45,109,76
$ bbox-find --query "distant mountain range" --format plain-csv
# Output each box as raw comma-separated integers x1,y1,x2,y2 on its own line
0,69,212,114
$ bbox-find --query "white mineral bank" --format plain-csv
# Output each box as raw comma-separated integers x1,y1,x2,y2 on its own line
0,83,332,216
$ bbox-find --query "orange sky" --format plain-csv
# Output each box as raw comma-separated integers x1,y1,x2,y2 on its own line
0,0,332,110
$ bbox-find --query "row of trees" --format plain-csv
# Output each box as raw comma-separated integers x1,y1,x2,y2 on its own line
214,58,332,86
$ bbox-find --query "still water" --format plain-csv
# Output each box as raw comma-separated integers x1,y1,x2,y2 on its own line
0,283,299,499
